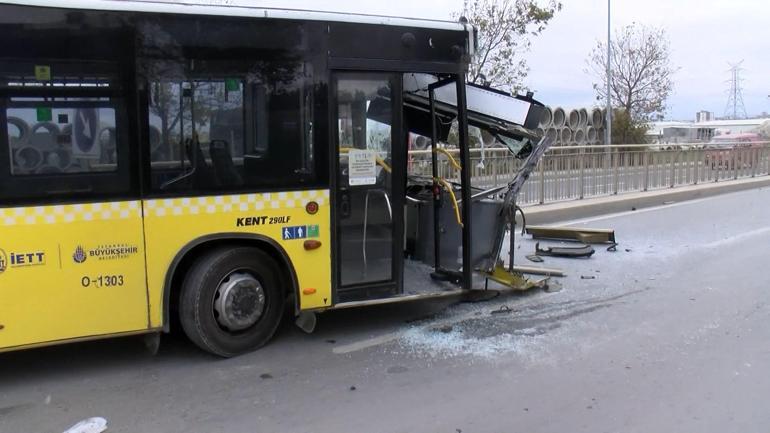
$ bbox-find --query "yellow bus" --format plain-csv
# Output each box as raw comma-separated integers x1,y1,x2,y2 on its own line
0,0,546,356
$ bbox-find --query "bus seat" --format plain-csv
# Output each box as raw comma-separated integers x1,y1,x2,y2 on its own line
209,139,243,186
185,137,217,188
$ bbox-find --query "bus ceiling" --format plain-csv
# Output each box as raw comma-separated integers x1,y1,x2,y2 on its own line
371,73,545,157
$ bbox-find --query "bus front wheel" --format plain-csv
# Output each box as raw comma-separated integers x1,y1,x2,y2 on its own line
179,246,285,357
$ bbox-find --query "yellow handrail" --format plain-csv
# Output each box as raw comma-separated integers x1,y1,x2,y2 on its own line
434,147,462,170
434,177,463,228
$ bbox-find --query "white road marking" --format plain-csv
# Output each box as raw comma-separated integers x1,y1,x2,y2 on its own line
555,195,719,226
700,226,770,249
332,331,405,354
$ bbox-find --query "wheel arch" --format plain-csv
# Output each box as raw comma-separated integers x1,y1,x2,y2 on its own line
161,233,299,332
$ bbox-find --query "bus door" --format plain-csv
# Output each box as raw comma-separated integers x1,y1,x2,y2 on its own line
334,72,405,302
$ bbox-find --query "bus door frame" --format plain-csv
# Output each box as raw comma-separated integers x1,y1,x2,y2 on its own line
327,61,474,304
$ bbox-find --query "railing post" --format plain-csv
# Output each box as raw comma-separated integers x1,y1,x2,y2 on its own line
579,148,585,199
612,147,619,195
642,148,650,191
669,150,676,188
692,149,701,185
538,158,545,204
734,148,739,180
493,155,499,187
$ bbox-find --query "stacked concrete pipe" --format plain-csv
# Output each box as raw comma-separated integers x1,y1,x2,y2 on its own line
567,109,580,130
590,108,603,128
573,128,586,145
578,108,589,128
552,107,566,128
587,127,598,143
536,105,607,146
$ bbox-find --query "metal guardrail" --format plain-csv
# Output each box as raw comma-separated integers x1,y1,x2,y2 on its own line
408,141,770,205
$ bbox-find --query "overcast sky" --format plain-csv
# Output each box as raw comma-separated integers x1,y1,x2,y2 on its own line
215,0,769,120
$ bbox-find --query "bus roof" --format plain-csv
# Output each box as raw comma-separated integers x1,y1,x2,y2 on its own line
1,0,471,32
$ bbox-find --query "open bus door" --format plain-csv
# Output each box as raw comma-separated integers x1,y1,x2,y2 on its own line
332,71,475,304
334,72,406,302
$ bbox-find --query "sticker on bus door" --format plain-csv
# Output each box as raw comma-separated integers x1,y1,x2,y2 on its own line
348,149,377,186
282,226,307,240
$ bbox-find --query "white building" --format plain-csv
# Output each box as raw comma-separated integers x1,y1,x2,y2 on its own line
647,118,770,144
695,111,714,122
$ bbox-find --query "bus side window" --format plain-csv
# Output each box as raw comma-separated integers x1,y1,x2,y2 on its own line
0,61,131,204
145,61,315,193
148,80,246,191
6,102,119,176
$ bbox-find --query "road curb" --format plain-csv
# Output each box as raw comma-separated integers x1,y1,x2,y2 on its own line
521,175,770,225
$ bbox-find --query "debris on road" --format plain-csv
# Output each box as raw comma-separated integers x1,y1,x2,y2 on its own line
513,265,566,277
580,275,596,280
544,281,563,293
526,225,616,245
62,417,107,433
535,243,595,258
526,254,544,263
490,305,513,315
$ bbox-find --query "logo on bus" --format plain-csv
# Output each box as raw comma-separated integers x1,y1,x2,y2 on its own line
0,249,6,274
73,244,139,262
73,245,87,264
6,251,46,267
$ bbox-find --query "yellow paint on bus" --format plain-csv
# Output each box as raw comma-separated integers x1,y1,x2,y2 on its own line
0,189,331,351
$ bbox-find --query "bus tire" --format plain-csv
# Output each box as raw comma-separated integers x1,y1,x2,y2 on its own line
179,246,285,357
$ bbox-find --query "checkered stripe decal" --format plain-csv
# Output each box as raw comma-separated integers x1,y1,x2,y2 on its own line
143,190,329,218
0,190,329,225
1,201,142,226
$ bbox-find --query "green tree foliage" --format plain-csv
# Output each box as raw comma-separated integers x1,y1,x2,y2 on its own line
612,108,648,144
456,0,561,93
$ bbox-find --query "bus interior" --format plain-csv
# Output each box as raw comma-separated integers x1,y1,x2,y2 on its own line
334,72,548,306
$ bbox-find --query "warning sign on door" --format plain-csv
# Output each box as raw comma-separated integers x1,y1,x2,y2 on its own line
348,149,377,186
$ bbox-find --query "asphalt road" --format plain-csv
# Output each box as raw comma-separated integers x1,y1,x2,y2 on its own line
3,187,770,433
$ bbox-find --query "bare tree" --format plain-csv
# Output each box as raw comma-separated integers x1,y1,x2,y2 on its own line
587,23,676,122
456,0,561,93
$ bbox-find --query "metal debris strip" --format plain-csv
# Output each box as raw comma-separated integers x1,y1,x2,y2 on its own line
526,226,616,244
535,243,595,258
512,265,566,277
525,254,544,263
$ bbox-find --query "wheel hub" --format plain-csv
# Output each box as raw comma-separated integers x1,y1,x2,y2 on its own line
213,272,265,331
